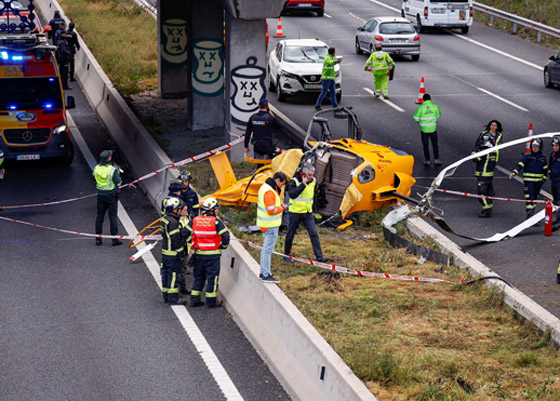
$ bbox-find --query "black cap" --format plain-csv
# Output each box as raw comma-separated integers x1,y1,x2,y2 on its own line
100,150,113,161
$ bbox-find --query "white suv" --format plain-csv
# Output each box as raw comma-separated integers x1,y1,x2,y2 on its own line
401,0,473,34
267,39,342,103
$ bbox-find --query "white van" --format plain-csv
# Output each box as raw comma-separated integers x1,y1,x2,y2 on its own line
401,0,473,34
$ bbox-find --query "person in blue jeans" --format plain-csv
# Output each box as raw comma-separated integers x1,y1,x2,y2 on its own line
315,47,340,111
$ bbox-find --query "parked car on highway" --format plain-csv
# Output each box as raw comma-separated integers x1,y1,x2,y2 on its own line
355,16,420,61
281,0,325,17
267,39,342,103
401,0,473,34
544,52,560,88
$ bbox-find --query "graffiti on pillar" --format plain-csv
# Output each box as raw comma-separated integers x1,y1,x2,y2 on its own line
192,39,224,97
230,56,266,132
161,18,188,65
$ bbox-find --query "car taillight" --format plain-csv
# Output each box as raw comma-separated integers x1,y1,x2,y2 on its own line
414,35,420,41
470,6,473,16
424,6,428,17
374,35,384,41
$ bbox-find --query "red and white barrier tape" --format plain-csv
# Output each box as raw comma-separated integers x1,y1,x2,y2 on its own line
237,239,458,284
416,185,549,204
0,193,98,210
0,215,162,240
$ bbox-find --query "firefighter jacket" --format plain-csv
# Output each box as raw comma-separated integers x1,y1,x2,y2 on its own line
364,51,395,75
549,151,560,179
161,213,185,258
257,178,285,229
185,213,229,256
512,151,548,182
179,215,191,253
93,162,121,195
180,186,200,217
288,175,316,213
413,100,441,134
472,132,502,179
321,53,337,80
473,130,503,162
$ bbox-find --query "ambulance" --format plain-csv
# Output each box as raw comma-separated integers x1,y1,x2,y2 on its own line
401,0,473,34
0,25,75,166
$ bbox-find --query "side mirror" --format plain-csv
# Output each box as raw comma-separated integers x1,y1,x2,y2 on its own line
357,27,363,31
550,55,556,61
66,96,76,109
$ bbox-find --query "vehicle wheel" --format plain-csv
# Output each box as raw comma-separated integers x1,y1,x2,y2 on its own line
336,91,342,103
317,9,324,17
355,39,362,55
277,78,287,102
544,68,554,88
268,69,277,92
461,26,469,34
58,141,74,167
416,16,424,33
411,54,420,62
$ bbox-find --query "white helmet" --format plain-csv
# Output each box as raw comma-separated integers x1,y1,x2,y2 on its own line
0,149,4,158
164,197,182,213
201,197,219,211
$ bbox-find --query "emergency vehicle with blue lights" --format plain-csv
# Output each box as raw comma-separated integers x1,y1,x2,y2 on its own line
0,3,75,166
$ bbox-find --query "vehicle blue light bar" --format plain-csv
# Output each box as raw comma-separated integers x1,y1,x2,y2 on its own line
44,103,53,109
9,105,16,110
12,55,23,61
0,51,8,60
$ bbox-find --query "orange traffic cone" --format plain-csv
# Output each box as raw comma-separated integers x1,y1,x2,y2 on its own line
525,123,533,153
275,18,285,38
415,77,426,104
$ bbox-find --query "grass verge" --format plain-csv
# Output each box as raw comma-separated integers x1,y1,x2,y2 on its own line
185,161,560,400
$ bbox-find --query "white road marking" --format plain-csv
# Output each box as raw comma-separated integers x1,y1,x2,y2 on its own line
366,0,542,71
323,12,332,18
476,87,529,112
363,87,405,112
67,113,245,401
348,12,366,23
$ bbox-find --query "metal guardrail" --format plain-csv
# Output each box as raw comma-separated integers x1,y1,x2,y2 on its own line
474,2,560,42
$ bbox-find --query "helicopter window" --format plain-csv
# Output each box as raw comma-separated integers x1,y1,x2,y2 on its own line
357,165,375,184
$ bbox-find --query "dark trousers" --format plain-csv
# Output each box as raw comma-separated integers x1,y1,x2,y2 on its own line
191,255,221,306
315,79,337,108
477,178,494,211
58,56,70,88
284,212,323,258
421,131,439,161
95,192,119,235
551,178,560,219
523,180,544,216
253,140,274,159
161,256,181,303
69,54,76,80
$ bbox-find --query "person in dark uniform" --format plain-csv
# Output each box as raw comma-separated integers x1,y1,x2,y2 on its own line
48,10,65,43
548,136,560,223
509,138,548,222
184,197,229,308
244,98,279,159
93,150,122,246
55,24,71,90
472,132,499,218
160,198,187,306
160,179,183,217
179,170,199,217
66,21,80,82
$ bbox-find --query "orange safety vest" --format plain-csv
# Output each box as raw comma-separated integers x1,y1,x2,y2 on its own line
192,216,221,253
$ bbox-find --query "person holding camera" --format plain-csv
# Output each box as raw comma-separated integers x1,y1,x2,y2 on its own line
244,98,279,159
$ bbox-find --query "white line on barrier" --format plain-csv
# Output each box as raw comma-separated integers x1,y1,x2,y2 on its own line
68,113,245,401
363,88,405,112
268,104,307,136
476,87,529,112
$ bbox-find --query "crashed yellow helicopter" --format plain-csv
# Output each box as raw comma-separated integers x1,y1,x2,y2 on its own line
205,107,416,229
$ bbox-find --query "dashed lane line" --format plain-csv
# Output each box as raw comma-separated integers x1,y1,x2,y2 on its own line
68,113,245,401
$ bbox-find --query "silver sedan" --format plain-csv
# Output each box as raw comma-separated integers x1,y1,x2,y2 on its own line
355,16,420,61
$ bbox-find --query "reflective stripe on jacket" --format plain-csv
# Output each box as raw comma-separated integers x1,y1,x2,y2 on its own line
93,164,117,191
161,214,185,257
413,100,441,133
513,151,548,182
364,51,394,74
288,177,315,213
192,216,222,255
257,182,283,228
321,54,336,80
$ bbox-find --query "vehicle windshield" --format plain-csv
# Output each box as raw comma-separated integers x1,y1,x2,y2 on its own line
379,22,415,34
0,77,63,110
284,46,327,63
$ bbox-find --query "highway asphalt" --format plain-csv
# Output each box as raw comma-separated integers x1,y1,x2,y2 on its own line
266,0,560,318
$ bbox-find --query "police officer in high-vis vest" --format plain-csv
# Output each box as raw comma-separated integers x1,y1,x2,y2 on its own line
184,197,229,308
160,198,187,305
93,150,122,246
413,93,441,166
283,164,328,263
